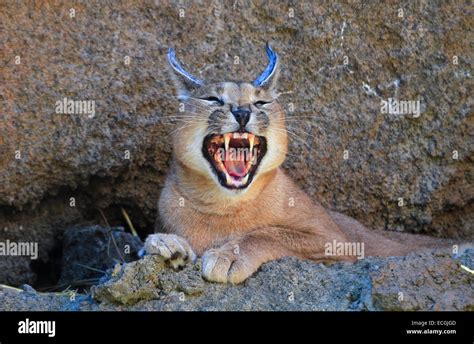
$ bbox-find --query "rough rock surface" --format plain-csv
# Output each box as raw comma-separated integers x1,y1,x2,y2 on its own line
371,250,474,311
0,248,472,311
0,2,472,284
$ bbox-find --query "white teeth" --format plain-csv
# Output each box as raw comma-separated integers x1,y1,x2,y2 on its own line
229,132,248,139
241,174,249,184
248,135,254,152
224,134,231,152
225,172,233,185
251,153,258,165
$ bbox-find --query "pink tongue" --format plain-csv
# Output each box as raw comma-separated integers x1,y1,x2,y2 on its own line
224,160,247,178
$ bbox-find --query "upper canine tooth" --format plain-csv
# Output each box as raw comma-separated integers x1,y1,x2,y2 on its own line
248,134,255,151
224,134,231,151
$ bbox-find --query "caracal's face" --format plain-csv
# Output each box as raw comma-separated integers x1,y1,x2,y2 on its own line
168,45,287,192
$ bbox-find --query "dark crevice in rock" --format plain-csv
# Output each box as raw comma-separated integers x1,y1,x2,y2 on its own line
30,237,64,290
0,176,156,287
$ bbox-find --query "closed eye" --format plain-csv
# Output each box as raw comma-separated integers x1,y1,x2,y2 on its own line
254,100,271,108
200,96,224,106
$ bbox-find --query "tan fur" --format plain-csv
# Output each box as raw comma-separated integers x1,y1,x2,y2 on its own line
143,52,453,284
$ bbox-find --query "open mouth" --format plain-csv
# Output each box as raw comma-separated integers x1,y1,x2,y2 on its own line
202,132,267,189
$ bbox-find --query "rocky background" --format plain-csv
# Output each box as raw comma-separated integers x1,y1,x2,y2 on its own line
0,1,472,288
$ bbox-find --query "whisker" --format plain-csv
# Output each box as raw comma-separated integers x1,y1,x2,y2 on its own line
159,116,207,125
164,122,198,139
287,122,324,133
157,113,206,118
269,124,322,142
158,115,207,120
266,127,319,153
265,110,324,133
271,119,324,131
157,97,213,112
163,120,205,125
269,110,323,121
160,110,210,117
273,116,324,121
157,118,206,125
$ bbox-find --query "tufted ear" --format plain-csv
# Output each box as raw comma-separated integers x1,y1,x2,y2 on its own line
252,43,280,94
167,48,204,99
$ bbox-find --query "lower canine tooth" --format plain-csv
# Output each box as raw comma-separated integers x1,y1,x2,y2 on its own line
224,134,231,151
241,174,249,184
225,172,233,185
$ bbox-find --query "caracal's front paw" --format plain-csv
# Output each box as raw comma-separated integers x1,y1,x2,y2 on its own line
201,242,260,284
140,233,196,269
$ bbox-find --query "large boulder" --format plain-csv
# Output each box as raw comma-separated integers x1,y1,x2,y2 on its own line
0,1,472,285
